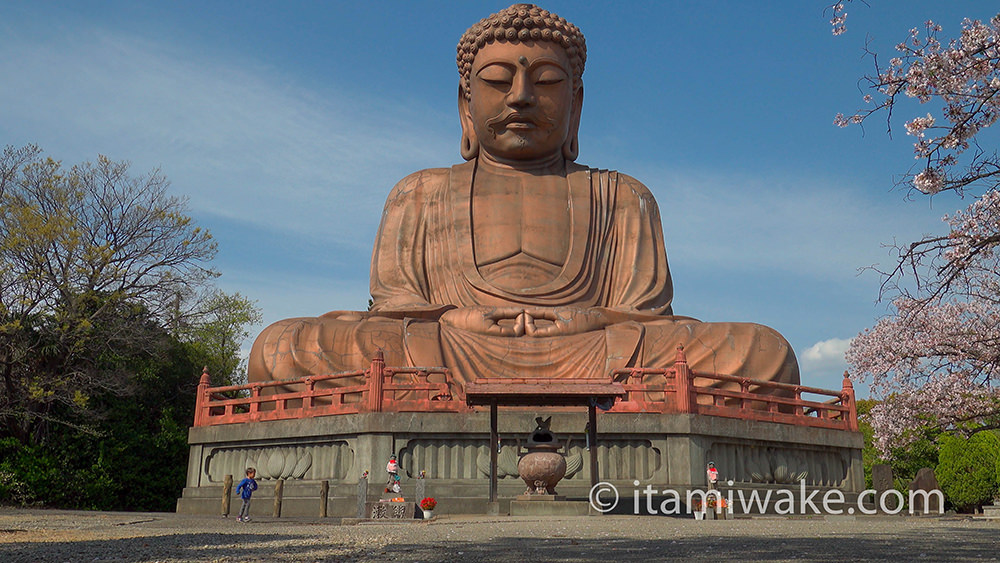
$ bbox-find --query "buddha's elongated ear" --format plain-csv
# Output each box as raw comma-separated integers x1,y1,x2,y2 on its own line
458,86,479,161
562,85,583,161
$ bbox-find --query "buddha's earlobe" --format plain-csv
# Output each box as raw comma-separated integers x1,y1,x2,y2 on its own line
458,87,479,161
562,85,584,161
461,132,479,161
562,134,578,161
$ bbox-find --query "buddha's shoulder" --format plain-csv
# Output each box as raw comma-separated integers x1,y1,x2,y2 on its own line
573,163,657,205
392,168,451,190
614,171,656,203
383,168,451,205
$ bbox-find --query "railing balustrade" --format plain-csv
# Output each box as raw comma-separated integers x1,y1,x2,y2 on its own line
193,346,857,432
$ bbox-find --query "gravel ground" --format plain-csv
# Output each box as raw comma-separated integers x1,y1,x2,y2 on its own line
2,508,999,562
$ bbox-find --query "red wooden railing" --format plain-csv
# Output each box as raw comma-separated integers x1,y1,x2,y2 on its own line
610,346,857,431
193,351,456,426
193,347,858,431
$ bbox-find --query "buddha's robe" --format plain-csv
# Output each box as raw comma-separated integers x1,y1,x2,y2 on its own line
248,160,799,393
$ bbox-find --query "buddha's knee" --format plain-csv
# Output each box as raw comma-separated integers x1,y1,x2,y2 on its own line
248,317,333,382
743,322,799,385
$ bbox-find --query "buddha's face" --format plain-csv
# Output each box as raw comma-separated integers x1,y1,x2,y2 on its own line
466,40,580,163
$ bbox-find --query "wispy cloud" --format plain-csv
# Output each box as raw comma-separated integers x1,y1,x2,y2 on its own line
800,337,854,390
631,165,950,284
803,337,853,363
0,25,453,251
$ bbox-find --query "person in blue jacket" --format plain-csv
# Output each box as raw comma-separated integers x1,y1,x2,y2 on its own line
235,467,258,523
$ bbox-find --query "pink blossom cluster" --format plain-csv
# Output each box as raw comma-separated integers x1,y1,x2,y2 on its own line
829,2,848,36
836,15,1000,196
849,188,1000,452
943,188,1000,264
848,297,1000,455
835,7,1000,456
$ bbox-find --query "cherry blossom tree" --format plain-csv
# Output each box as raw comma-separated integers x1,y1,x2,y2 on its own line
829,4,1000,453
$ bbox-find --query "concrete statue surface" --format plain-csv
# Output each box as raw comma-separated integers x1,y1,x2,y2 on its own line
247,3,799,394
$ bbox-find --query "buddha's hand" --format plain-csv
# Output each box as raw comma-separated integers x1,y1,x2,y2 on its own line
439,306,528,337
522,307,611,337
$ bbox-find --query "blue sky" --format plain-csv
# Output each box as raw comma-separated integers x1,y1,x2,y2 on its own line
2,1,994,394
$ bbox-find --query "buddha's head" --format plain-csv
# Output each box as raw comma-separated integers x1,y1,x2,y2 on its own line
457,4,586,164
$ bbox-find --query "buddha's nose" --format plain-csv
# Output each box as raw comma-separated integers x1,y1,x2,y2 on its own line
507,74,535,108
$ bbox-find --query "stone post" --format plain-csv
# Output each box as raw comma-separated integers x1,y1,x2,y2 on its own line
273,479,284,518
416,477,427,503
357,475,369,519
909,468,944,515
319,480,329,518
221,474,232,517
872,464,895,513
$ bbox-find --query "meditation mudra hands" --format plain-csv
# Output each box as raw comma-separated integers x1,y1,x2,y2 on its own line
440,306,612,337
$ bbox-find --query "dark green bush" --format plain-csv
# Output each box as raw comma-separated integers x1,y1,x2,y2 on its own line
936,431,1000,512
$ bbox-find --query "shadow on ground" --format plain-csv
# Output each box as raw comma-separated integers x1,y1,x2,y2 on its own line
382,526,1000,562
1,523,997,562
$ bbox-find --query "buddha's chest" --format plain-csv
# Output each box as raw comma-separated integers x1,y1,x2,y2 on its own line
470,174,572,287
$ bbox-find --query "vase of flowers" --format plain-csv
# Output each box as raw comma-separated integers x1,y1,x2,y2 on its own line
420,497,437,519
691,496,727,520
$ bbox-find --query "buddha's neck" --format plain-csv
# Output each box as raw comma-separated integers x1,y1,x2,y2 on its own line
477,152,565,174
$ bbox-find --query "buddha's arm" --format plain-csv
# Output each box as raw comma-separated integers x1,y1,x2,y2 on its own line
369,169,448,315
602,173,674,315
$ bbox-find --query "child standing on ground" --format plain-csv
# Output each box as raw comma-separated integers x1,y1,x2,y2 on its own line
236,467,258,522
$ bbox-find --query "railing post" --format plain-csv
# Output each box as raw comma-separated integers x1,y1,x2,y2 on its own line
367,350,386,412
194,366,210,426
794,387,804,417
304,377,315,410
739,378,750,411
842,371,859,431
250,384,262,421
674,345,693,413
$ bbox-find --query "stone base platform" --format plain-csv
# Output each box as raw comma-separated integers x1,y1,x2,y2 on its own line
510,495,594,516
177,411,863,517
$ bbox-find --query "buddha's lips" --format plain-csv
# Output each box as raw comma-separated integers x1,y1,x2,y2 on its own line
487,112,554,133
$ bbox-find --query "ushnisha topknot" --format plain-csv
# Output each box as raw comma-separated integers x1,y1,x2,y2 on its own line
457,3,586,100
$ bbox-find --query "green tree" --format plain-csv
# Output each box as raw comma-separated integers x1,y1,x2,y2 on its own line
936,431,1000,512
0,145,217,444
0,145,265,510
179,290,261,386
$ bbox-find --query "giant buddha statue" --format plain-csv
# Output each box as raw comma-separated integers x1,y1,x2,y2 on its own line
248,4,799,393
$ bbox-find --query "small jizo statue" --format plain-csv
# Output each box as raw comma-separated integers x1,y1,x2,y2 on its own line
385,454,401,493
707,461,719,489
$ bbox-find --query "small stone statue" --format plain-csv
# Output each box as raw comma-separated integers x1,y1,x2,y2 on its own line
385,454,401,494
386,454,399,483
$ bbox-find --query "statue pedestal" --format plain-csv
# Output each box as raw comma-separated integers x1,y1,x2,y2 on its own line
510,492,592,516
514,493,563,501
509,497,592,516
176,411,863,517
